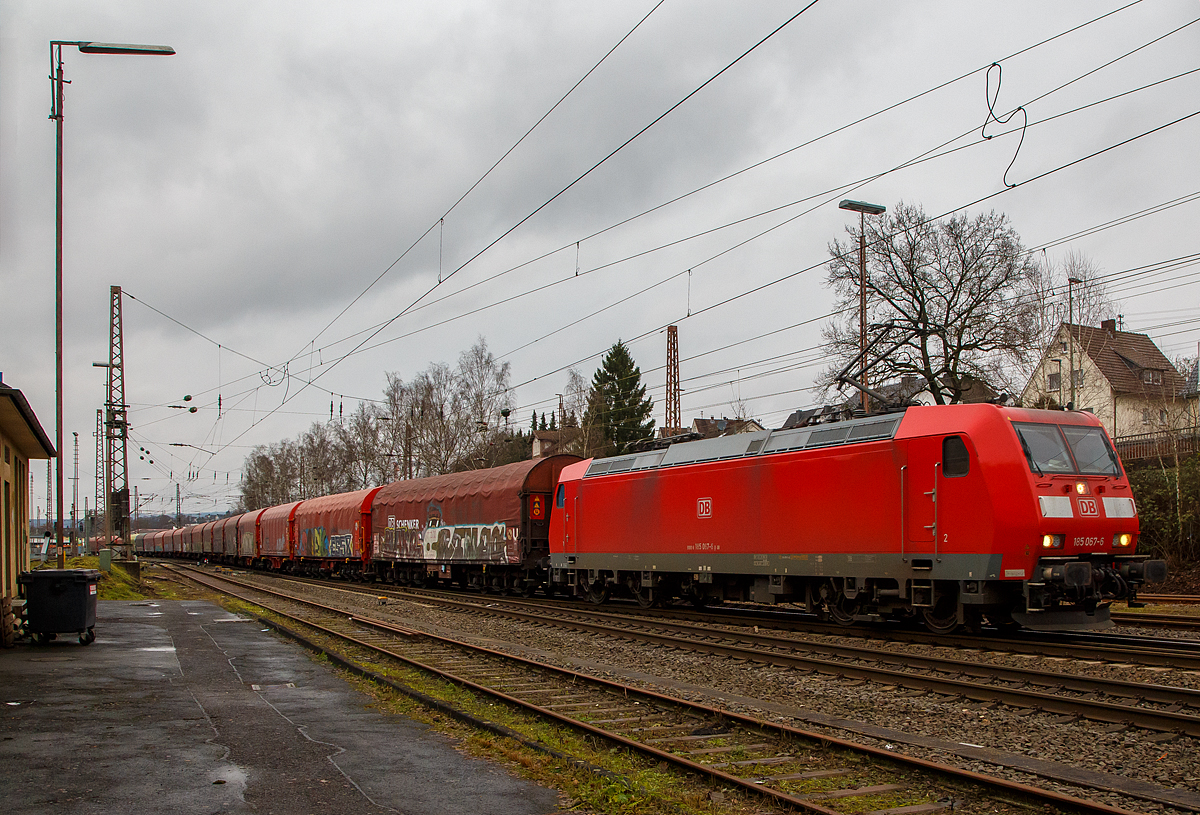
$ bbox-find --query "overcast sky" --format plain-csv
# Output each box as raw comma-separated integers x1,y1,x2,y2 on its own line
3,1,1198,518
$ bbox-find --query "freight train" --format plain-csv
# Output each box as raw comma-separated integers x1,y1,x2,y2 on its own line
137,404,1166,632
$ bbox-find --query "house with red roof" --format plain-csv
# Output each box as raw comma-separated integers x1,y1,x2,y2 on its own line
1020,319,1191,439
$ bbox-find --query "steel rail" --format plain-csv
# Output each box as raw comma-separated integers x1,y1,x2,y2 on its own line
1140,594,1200,605
1113,611,1200,630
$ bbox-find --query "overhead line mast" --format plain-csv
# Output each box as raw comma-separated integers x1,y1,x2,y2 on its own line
666,325,681,435
101,285,131,560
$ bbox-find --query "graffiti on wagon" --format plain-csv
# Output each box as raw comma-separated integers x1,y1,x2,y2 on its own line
378,514,517,563
299,526,354,558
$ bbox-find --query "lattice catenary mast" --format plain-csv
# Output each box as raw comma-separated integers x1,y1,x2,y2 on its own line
103,285,131,559
665,325,681,436
94,408,103,549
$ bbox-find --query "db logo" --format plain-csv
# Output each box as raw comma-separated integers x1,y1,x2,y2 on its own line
697,497,713,518
1078,497,1099,517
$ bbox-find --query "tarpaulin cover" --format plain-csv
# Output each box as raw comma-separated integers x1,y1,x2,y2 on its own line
371,455,578,564
294,487,380,559
185,524,203,554
212,517,235,556
237,509,266,558
259,501,302,558
219,515,240,555
200,521,218,554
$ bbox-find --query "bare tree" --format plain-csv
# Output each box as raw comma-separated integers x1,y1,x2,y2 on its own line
238,439,300,510
333,401,390,489
237,336,520,508
409,362,472,475
822,202,1041,404
297,421,345,498
456,337,514,468
1031,249,1120,348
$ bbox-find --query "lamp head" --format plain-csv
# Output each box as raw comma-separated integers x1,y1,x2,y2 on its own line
839,199,886,215
77,42,175,56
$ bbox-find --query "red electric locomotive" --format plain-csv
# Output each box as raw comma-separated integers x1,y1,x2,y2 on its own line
548,404,1166,631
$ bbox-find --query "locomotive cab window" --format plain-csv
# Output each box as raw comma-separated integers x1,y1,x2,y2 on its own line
555,484,565,508
942,435,969,477
1013,422,1120,476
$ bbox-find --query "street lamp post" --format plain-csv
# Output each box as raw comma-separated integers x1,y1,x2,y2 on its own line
50,41,174,568
1067,276,1082,410
838,199,887,413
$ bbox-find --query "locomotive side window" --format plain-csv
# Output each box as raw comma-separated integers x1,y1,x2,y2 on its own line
555,484,565,508
942,435,969,477
1061,425,1121,475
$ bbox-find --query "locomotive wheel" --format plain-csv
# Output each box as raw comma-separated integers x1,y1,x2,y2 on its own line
921,594,960,634
635,587,657,608
587,581,609,605
829,595,859,626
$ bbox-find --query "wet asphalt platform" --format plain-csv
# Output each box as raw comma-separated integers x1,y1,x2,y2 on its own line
1,600,561,815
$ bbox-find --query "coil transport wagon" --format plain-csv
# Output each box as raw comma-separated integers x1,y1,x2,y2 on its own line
370,455,581,591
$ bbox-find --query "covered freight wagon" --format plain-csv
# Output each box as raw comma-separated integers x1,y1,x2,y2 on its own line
218,516,238,560
293,488,381,576
370,455,580,591
258,501,302,568
236,509,266,564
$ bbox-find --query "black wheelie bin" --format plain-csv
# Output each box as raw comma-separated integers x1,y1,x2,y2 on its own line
18,569,100,644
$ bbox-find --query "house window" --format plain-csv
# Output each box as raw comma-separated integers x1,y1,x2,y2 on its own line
1060,341,1068,352
1072,369,1084,387
1142,408,1152,425
1160,409,1168,424
1142,369,1163,385
1047,371,1061,391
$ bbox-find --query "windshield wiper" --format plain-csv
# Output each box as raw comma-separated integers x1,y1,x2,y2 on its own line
1017,432,1043,476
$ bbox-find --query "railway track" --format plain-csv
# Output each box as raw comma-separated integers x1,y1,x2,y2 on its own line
162,566,1200,815
218,570,1200,739
160,562,1167,815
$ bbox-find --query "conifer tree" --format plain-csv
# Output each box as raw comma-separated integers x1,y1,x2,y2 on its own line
584,341,655,455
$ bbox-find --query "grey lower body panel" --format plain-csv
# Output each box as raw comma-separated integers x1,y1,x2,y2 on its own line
552,551,1006,583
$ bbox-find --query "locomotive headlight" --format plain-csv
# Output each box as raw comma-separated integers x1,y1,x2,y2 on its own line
1114,533,1133,547
1075,482,1089,495
1042,534,1064,549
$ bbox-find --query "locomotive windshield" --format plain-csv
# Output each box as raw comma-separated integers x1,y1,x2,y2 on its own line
1013,422,1121,476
